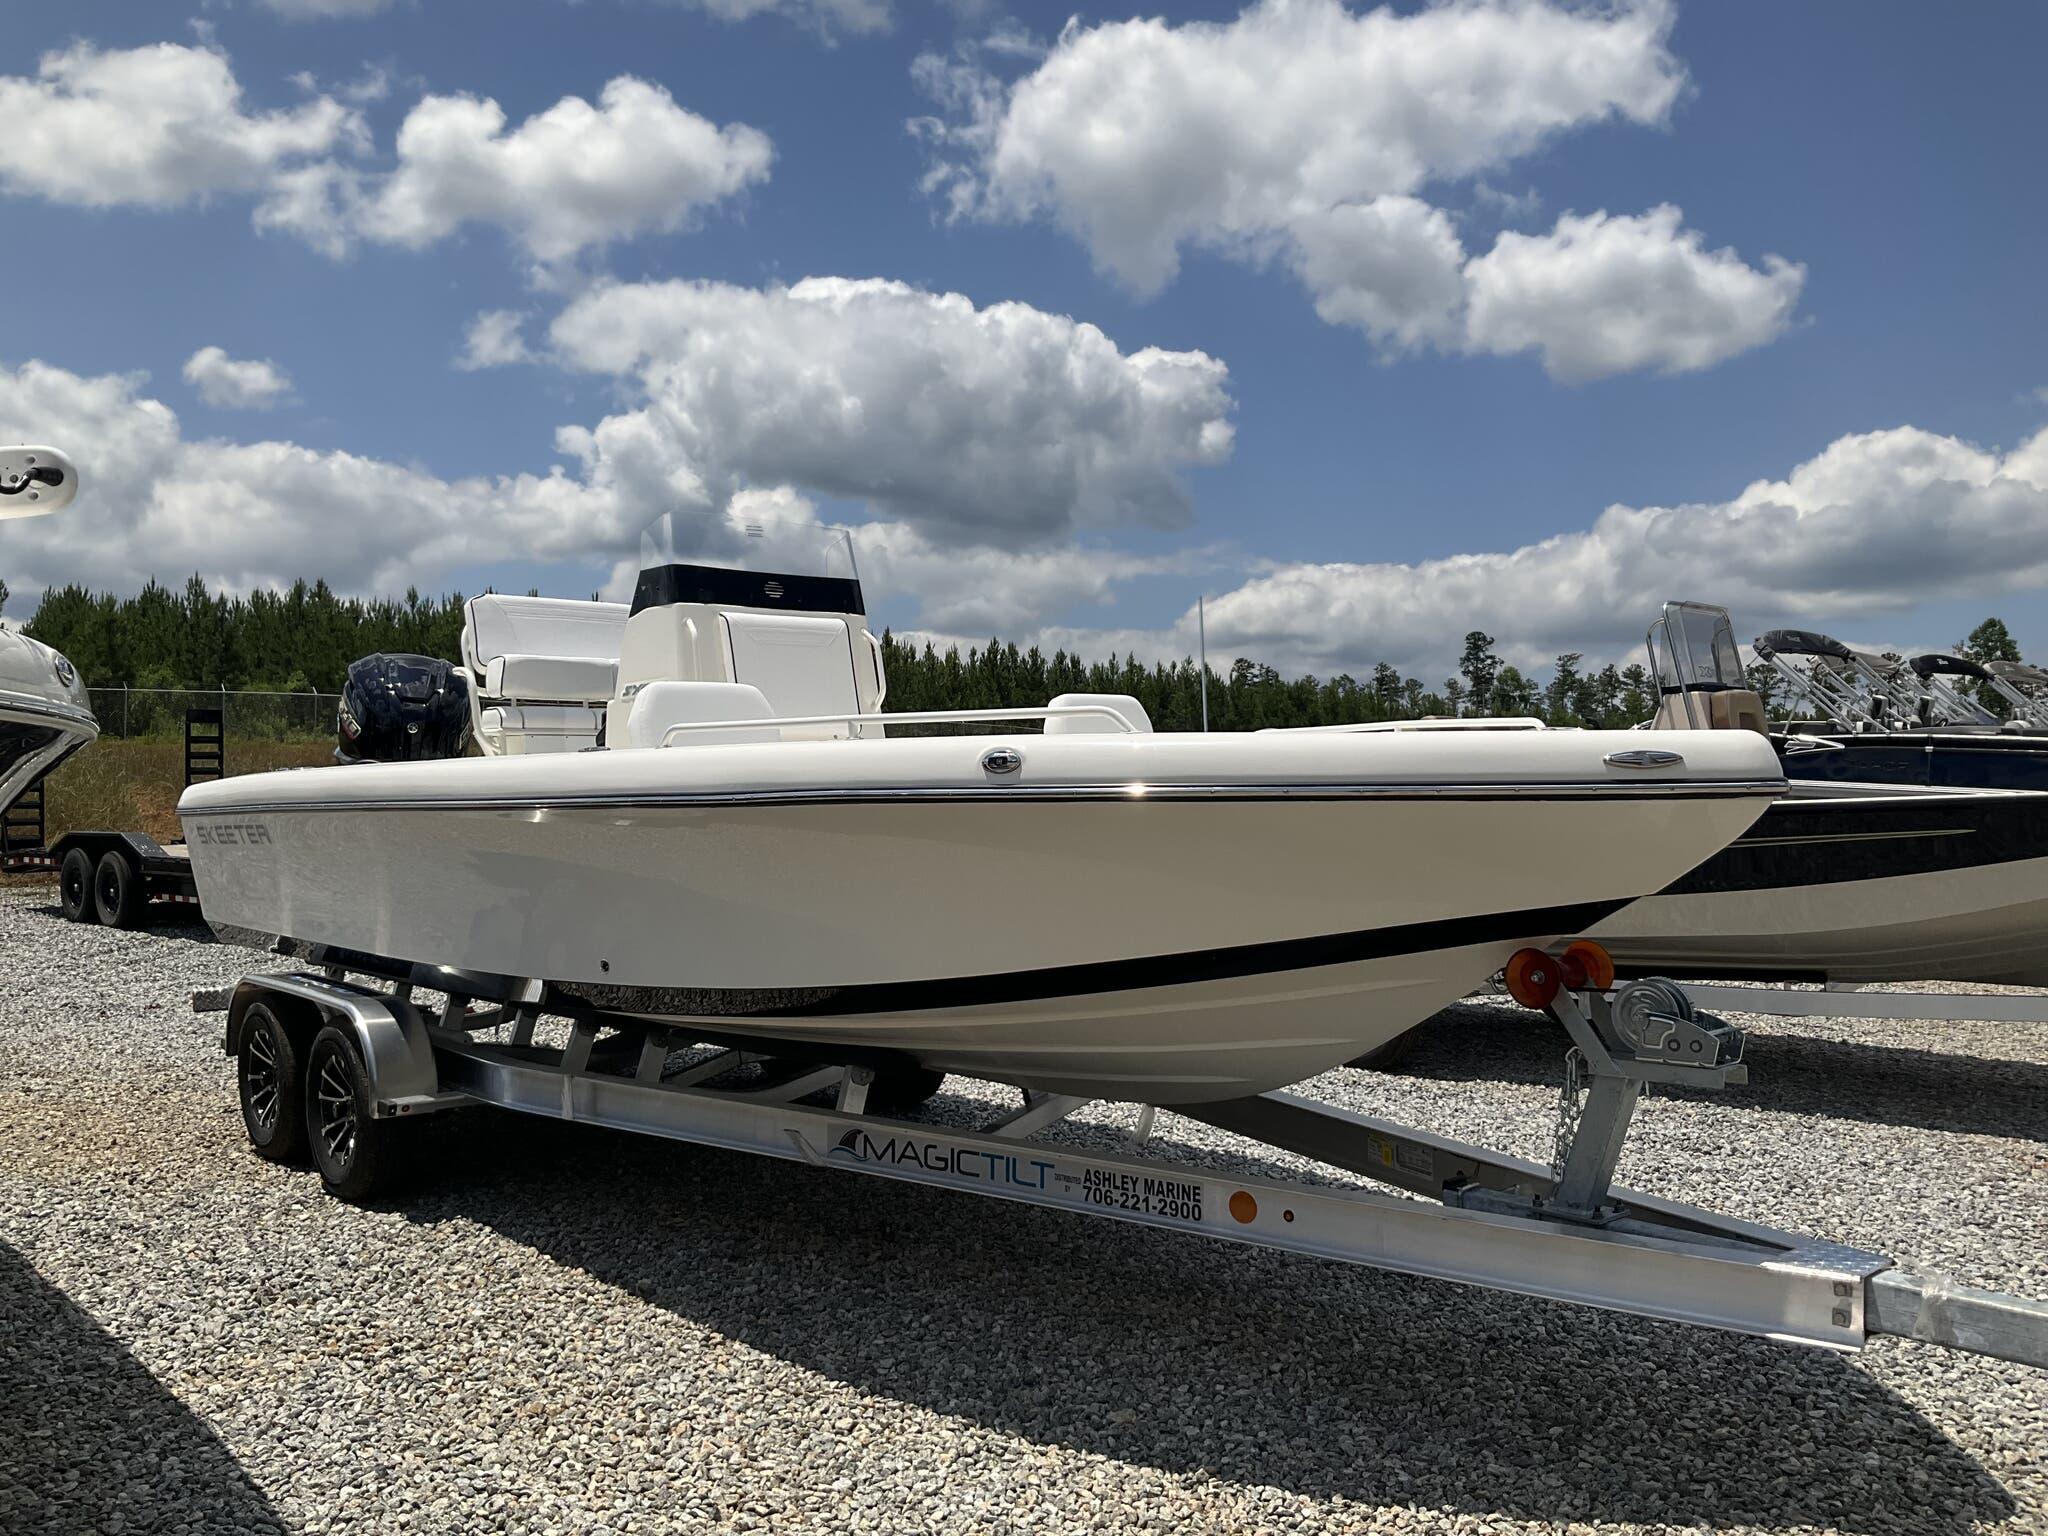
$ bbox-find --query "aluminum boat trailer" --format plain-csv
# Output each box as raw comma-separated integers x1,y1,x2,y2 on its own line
201,946,2048,1370
1645,980,2048,1028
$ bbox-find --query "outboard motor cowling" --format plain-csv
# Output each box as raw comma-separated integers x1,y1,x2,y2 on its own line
337,654,471,763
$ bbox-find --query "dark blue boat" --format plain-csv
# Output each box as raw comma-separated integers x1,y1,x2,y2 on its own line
1751,631,2048,791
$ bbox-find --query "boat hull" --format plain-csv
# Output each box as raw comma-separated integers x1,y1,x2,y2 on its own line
1778,731,2048,792
182,731,1777,1101
1,628,97,814
1591,785,2048,987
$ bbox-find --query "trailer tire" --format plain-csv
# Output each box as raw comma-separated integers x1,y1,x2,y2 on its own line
867,1065,946,1116
237,1002,308,1163
93,848,144,929
58,847,95,922
305,1025,400,1204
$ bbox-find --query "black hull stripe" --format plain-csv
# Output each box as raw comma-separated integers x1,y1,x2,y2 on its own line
545,898,1631,1019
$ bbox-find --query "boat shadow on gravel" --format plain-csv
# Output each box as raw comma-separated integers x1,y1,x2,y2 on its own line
393,1107,2017,1534
1389,1002,2048,1140
0,1240,288,1535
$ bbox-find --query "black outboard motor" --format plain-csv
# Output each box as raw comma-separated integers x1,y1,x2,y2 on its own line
336,654,472,764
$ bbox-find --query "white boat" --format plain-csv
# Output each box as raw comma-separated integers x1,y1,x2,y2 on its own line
1586,602,2048,986
1,447,96,814
180,516,1782,1103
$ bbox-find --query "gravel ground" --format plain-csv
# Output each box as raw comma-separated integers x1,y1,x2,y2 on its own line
1,882,2043,1536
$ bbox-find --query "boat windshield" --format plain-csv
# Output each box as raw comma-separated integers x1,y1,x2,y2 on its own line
632,509,867,619
639,509,860,585
1649,602,1745,696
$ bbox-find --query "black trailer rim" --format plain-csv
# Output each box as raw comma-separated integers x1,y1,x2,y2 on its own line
95,862,120,912
243,1025,281,1134
313,1049,358,1167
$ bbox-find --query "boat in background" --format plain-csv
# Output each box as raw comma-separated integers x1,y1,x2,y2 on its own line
1752,624,2048,791
1984,660,2048,728
179,515,1783,1104
1587,602,2048,986
1,447,97,815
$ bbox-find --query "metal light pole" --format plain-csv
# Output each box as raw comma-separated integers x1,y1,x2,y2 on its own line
1198,596,1209,732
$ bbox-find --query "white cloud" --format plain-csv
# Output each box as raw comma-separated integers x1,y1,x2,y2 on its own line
547,276,1235,546
182,347,295,410
455,310,535,370
915,0,1804,379
658,0,893,37
260,0,401,17
1288,197,1467,349
0,44,768,270
849,521,1198,634
346,77,773,264
1191,425,2048,679
596,491,1199,635
0,280,1233,606
923,0,1682,290
264,0,896,35
0,359,616,599
12,353,2045,684
0,42,360,210
1463,205,1806,381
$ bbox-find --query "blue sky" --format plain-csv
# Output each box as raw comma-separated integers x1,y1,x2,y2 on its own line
2,0,2044,681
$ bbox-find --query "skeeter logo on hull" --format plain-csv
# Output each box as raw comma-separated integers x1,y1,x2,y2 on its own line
191,820,273,848
830,1129,1054,1191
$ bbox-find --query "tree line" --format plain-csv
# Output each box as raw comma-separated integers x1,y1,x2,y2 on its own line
14,577,473,694
5,572,2028,731
878,632,1669,731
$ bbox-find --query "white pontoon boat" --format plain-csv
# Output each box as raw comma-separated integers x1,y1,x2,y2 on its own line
1,447,96,813
181,515,1783,1104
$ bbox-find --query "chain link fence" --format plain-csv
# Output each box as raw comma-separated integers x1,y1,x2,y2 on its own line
86,687,341,742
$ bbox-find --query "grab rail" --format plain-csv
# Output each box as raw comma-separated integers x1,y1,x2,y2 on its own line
660,703,1138,746
861,629,888,711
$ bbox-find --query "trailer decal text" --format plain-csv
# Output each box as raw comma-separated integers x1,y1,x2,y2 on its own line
1076,1170,1203,1223
830,1130,1054,1191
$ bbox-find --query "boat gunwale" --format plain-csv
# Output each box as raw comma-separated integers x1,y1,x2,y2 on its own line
180,777,1790,817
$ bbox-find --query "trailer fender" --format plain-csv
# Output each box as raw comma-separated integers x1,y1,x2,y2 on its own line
224,973,442,1113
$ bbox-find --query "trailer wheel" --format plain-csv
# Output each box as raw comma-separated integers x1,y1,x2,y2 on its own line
237,1003,308,1163
93,849,144,928
867,1065,946,1116
58,847,95,922
305,1025,398,1203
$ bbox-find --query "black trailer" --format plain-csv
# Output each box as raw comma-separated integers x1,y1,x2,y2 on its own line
2,707,221,928
45,829,201,927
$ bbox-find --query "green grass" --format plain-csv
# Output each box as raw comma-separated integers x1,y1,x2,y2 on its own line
33,737,334,847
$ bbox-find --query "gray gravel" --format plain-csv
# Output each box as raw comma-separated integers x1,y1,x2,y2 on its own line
1,881,2043,1536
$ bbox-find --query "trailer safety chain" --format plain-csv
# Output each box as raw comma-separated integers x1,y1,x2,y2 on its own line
1550,1045,1587,1188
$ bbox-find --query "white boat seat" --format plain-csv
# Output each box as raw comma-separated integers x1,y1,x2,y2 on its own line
626,681,780,748
464,594,628,674
722,612,861,739
478,704,605,754
484,653,619,704
463,594,630,756
1044,692,1152,735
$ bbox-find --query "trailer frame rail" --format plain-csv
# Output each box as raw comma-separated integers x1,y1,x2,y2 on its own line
206,966,2048,1370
